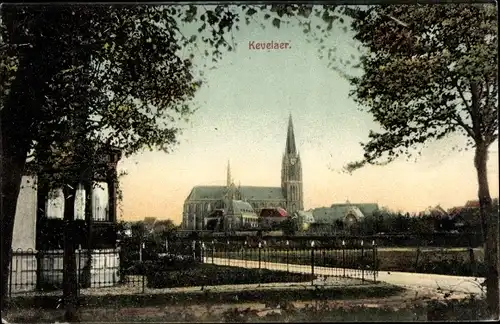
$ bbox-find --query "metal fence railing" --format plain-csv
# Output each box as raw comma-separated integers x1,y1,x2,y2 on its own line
9,247,146,297
9,237,378,299
202,238,378,283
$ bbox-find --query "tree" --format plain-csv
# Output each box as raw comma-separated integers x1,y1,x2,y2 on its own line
280,217,299,236
0,4,244,315
0,2,353,316
343,4,498,317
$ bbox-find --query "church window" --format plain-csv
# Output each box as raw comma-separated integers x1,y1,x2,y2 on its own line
290,186,296,201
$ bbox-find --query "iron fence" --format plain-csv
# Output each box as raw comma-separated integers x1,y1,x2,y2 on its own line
9,247,146,297
200,238,378,283
9,237,378,299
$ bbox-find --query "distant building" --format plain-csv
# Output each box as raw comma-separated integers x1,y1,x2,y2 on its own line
311,202,379,226
447,198,498,230
205,200,259,231
421,205,448,218
182,114,304,230
465,200,480,208
259,207,289,228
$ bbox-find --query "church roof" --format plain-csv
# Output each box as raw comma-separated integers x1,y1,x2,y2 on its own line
186,186,226,200
260,207,288,217
286,114,297,155
312,205,365,224
186,185,285,201
330,203,379,217
231,200,257,215
239,186,285,201
312,207,345,224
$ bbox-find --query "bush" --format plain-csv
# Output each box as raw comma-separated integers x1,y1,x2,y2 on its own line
149,253,200,272
146,264,315,288
427,296,490,321
415,258,486,277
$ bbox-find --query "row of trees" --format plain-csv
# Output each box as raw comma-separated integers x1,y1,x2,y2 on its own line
348,210,482,236
2,3,498,319
281,208,485,237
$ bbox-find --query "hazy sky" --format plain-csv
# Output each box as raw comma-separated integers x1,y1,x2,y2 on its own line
117,6,499,224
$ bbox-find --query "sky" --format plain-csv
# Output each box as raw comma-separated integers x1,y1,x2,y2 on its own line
116,6,499,224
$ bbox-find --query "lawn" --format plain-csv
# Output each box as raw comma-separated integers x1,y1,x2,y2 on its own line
209,247,485,276
147,263,315,288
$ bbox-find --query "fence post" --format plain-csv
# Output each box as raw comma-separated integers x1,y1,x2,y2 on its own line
77,245,81,295
244,241,248,268
258,241,263,284
262,240,267,268
36,250,42,291
226,240,230,266
211,240,215,264
9,249,13,298
361,240,365,282
139,242,143,263
372,240,377,283
311,241,315,286
342,240,346,278
258,241,262,269
201,242,205,263
141,242,145,294
286,240,289,273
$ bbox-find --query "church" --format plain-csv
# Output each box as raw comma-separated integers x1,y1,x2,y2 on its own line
182,114,304,230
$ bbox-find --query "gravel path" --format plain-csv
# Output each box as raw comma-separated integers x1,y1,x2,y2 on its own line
208,257,486,297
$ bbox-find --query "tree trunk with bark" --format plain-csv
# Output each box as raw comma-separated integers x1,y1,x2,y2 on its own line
63,183,79,322
0,130,30,312
474,143,499,318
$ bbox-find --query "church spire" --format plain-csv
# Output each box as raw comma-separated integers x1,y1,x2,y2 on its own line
286,113,297,155
226,160,232,187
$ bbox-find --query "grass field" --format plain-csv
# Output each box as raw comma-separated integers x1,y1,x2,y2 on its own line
147,263,314,288
209,247,484,276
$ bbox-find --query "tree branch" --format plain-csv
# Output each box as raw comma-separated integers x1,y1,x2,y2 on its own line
454,80,473,116
469,81,484,142
451,114,475,139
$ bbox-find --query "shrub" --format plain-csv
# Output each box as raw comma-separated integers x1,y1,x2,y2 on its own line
146,264,314,288
415,257,486,277
150,253,200,272
427,296,490,321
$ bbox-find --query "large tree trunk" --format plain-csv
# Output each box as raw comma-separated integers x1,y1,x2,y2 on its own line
63,183,79,322
1,7,58,311
474,143,499,318
0,138,29,311
0,54,33,310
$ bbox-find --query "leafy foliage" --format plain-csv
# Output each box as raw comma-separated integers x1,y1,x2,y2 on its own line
339,5,498,315
343,4,497,171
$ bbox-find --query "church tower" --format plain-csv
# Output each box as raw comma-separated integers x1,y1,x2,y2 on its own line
281,114,304,214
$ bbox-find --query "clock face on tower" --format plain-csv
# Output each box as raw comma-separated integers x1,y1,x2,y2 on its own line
290,158,297,165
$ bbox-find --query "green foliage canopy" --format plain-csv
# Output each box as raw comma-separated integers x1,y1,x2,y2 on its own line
343,4,497,171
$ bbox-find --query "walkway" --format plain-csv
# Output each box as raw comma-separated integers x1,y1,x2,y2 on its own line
206,257,486,296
